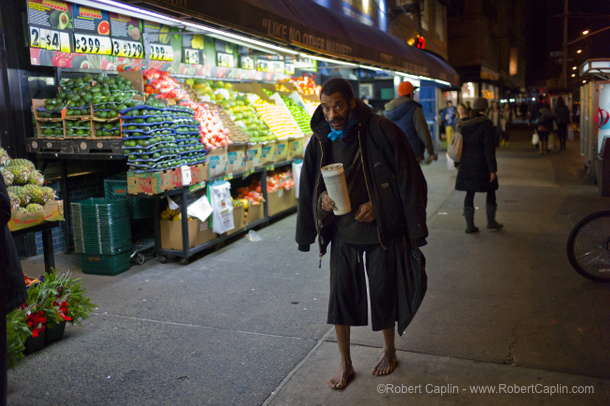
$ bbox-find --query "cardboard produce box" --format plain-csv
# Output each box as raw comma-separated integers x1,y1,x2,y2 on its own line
245,143,262,171
275,139,289,162
227,204,245,235
8,201,64,232
32,99,64,121
208,146,228,179
267,188,296,217
160,218,216,250
260,140,276,165
246,202,264,225
287,136,304,159
227,144,246,174
190,162,208,184
127,167,183,195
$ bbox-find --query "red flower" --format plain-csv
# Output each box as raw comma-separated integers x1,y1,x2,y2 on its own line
53,300,73,321
26,311,47,338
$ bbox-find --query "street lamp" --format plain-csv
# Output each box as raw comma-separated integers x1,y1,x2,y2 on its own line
583,30,589,35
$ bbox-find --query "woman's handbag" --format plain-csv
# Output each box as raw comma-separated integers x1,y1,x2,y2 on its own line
447,130,463,162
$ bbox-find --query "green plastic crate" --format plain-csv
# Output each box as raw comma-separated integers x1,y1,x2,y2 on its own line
104,174,153,219
78,251,131,275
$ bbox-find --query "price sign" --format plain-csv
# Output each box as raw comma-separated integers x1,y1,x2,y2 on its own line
285,63,295,75
217,52,235,68
184,49,200,64
240,56,254,70
74,34,112,55
112,39,144,58
149,44,173,61
45,29,61,51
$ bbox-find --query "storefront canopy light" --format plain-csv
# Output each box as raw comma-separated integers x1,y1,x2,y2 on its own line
72,0,182,26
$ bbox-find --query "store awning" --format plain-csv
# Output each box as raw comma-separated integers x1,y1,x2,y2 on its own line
128,0,460,86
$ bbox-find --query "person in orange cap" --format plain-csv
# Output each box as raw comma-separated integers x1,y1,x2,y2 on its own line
383,81,436,163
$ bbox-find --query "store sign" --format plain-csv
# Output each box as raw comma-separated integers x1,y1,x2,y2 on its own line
27,0,73,53
144,20,176,61
109,13,143,59
182,33,204,65
311,0,388,32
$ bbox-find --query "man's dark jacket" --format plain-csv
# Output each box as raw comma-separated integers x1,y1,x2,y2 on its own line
296,98,428,254
1,172,27,314
383,98,425,158
295,99,428,334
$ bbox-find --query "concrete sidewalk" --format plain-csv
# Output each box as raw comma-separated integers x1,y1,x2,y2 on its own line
8,123,610,405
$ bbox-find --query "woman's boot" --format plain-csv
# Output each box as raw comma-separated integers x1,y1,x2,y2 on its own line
486,203,504,230
463,207,479,233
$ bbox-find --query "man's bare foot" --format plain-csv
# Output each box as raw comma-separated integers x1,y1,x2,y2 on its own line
371,350,397,376
328,364,355,389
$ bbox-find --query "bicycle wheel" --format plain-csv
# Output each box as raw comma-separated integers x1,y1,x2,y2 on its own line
567,210,610,283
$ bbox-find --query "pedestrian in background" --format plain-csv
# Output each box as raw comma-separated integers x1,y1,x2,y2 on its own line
487,101,502,147
297,78,428,390
500,102,512,146
465,101,472,117
441,101,457,144
457,103,469,120
1,172,28,406
554,96,570,150
383,81,436,163
455,97,503,233
534,99,554,155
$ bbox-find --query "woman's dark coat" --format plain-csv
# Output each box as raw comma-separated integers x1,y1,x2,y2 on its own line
455,115,499,192
1,173,27,313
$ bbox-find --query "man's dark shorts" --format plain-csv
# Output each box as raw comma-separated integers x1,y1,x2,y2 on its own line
328,234,398,331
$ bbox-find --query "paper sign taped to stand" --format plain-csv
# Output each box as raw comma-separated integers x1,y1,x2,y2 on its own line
167,196,179,210
187,194,213,222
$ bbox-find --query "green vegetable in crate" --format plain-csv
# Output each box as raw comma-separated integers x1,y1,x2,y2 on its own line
28,170,45,187
7,186,31,206
0,168,14,186
7,158,36,171
8,191,19,210
23,184,48,205
25,203,43,213
17,207,28,215
5,165,31,185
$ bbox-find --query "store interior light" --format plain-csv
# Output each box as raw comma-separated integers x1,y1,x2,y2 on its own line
577,49,582,54
572,66,577,70
572,73,576,77
583,80,587,83
77,0,183,26
583,30,589,35
434,79,451,86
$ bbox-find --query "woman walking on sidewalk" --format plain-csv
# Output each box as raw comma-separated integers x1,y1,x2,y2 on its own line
455,97,503,233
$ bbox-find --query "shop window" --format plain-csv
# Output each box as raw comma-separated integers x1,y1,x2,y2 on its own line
435,0,445,41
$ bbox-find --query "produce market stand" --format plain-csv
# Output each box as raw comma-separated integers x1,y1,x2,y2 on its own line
133,159,299,264
11,221,60,274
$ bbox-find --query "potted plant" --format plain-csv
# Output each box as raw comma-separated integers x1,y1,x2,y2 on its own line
6,270,96,367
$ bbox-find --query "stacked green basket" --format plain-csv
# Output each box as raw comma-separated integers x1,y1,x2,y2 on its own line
104,173,153,219
72,198,132,275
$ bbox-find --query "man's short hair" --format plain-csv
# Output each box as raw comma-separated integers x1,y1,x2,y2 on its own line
320,78,354,102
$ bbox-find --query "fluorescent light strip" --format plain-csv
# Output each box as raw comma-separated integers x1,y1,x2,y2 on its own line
182,22,300,55
302,54,359,67
78,0,183,25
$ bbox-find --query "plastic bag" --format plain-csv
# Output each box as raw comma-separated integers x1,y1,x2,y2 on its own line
292,161,303,198
208,181,234,234
446,154,456,170
532,132,539,146
568,126,575,142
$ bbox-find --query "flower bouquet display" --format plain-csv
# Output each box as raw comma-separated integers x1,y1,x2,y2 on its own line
6,270,96,368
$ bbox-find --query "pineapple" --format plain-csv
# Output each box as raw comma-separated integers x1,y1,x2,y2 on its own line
0,147,8,166
6,185,31,206
0,167,14,186
23,184,47,205
6,158,36,171
42,186,57,202
5,165,31,185
28,170,45,186
25,203,43,213
8,191,20,210
17,207,28,215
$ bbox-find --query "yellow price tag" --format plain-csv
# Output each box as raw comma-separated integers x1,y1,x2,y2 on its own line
30,26,43,48
45,30,61,51
74,34,112,55
184,49,200,64
149,44,173,61
112,39,144,58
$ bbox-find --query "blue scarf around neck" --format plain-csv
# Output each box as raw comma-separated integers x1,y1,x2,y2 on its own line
328,116,357,141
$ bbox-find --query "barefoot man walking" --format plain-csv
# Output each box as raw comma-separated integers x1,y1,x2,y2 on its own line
296,78,429,389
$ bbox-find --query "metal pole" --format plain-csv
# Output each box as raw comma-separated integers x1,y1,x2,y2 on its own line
562,0,568,89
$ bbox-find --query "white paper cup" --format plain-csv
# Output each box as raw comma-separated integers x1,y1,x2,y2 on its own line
321,163,351,215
